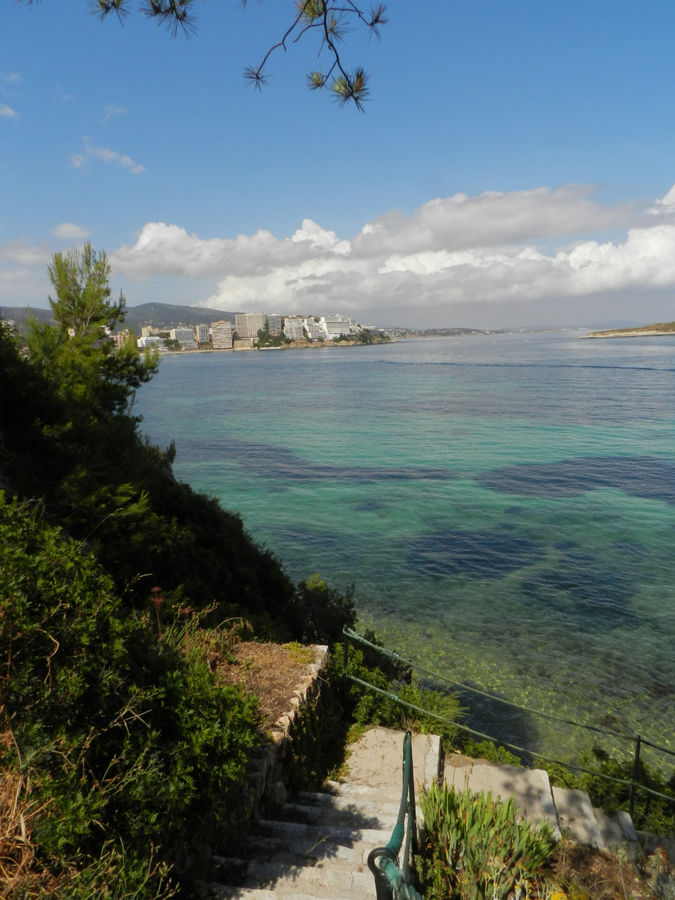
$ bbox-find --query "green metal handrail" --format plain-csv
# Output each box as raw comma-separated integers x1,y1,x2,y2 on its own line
367,731,425,900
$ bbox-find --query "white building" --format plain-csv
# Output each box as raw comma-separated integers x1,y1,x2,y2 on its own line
321,314,355,339
211,320,233,349
137,335,166,350
304,318,324,341
170,327,197,350
195,323,210,344
267,314,282,336
235,313,267,339
283,316,305,341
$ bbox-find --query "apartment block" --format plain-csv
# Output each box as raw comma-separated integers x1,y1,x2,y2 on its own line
234,312,267,338
211,320,233,349
195,323,210,343
170,327,197,349
304,319,324,341
267,314,282,336
283,316,305,340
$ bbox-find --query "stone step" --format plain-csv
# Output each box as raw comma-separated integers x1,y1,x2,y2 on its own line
216,834,387,870
288,792,401,829
209,857,375,898
207,887,338,900
298,788,401,815
551,787,604,849
593,806,639,857
344,726,442,799
255,815,391,846
444,756,561,839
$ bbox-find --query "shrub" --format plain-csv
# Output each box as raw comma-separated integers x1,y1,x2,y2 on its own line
0,495,260,896
329,642,463,745
417,783,555,900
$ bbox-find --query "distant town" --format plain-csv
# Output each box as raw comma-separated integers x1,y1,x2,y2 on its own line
134,312,392,352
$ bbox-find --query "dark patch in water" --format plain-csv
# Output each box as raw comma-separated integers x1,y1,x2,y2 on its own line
353,499,387,511
521,549,638,626
647,680,673,698
408,529,542,579
478,455,675,504
182,437,457,484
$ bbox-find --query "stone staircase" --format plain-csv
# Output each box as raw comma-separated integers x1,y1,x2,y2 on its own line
202,726,661,899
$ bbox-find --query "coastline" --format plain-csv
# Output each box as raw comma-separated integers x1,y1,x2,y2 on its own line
584,329,675,339
158,337,394,356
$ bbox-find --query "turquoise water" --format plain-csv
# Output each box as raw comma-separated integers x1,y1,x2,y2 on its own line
135,330,675,765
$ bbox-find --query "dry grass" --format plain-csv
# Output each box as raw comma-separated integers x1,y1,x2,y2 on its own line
0,728,58,899
548,838,672,899
216,641,317,730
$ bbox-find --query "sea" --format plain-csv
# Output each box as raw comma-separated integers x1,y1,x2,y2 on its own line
134,329,675,770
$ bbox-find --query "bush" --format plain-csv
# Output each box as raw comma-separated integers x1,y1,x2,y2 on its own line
329,641,463,746
417,783,555,900
0,495,260,897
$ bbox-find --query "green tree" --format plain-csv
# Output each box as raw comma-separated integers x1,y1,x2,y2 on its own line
48,242,125,336
23,1,387,108
28,243,157,419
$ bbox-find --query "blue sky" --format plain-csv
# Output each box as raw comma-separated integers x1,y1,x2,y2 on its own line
2,1,674,328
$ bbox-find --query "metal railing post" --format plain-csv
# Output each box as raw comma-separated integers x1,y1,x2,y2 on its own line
630,734,641,820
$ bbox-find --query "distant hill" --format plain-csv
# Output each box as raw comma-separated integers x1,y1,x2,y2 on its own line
123,302,242,334
0,306,53,328
586,321,675,338
1,302,242,336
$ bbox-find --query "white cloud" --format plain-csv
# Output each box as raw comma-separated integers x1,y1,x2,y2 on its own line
647,183,675,217
351,186,628,257
52,223,90,240
0,240,52,267
109,185,675,325
7,184,672,324
1,72,20,85
102,104,128,123
70,137,145,174
0,103,16,118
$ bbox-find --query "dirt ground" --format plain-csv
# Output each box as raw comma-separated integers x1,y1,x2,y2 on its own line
216,641,318,730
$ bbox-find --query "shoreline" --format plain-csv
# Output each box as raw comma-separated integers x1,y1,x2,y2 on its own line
158,337,393,356
584,329,675,339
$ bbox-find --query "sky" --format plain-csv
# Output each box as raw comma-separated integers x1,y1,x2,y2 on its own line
1,0,674,329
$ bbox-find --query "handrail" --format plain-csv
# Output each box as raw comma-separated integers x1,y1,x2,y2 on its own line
343,628,675,816
367,731,425,900
343,627,673,753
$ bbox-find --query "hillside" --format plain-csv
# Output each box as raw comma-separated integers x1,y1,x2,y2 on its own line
586,320,675,338
1,302,242,335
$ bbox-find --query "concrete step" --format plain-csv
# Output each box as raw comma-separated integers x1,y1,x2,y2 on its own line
344,726,442,800
280,800,392,831
551,787,604,849
208,857,375,898
593,806,639,857
255,816,392,848
216,834,387,870
298,788,401,816
444,756,561,839
289,792,401,829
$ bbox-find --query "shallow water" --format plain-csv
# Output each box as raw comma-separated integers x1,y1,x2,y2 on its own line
136,330,675,766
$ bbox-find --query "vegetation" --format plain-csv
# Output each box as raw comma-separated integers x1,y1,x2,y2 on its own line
417,783,556,900
587,320,675,337
0,244,359,895
0,496,260,898
329,639,463,749
542,746,675,838
21,1,387,108
255,327,288,348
